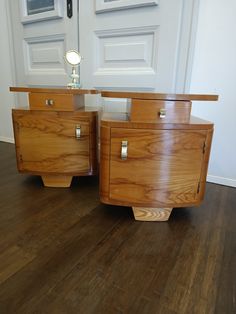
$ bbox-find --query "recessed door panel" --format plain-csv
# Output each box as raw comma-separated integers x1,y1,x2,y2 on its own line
13,112,90,174
109,128,207,206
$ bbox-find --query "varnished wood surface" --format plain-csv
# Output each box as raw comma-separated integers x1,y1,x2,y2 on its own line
108,128,208,207
12,110,97,176
10,86,99,95
101,113,214,130
132,207,173,221
0,142,235,313
41,175,73,188
99,125,111,201
130,99,191,123
199,129,214,201
10,88,218,102
28,93,85,111
101,90,219,101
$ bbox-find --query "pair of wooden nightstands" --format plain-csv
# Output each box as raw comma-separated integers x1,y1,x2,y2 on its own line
11,87,218,221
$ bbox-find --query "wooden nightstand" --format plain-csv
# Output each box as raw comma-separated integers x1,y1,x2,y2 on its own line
10,87,99,187
100,91,218,221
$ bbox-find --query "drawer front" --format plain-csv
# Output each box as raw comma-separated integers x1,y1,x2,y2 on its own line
130,99,191,123
28,93,82,111
13,111,90,174
109,128,206,206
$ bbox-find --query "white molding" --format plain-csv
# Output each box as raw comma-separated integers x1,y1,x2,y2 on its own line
23,34,68,85
20,0,63,24
174,0,200,93
6,1,17,88
95,0,158,14
23,34,66,72
207,175,236,188
94,68,156,75
183,0,200,93
0,137,15,144
94,25,158,88
94,25,158,38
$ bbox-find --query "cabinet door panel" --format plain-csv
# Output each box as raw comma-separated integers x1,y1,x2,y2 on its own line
14,112,90,174
109,128,207,206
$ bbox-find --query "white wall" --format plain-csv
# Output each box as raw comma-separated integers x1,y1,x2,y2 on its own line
0,0,15,143
190,0,236,187
2,0,235,187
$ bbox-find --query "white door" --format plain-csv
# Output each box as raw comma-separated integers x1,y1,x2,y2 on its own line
9,0,79,88
79,0,199,109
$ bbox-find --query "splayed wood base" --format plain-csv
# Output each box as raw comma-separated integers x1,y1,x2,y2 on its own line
41,175,73,188
132,207,173,221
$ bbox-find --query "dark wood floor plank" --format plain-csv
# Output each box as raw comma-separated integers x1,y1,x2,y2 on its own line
0,142,235,314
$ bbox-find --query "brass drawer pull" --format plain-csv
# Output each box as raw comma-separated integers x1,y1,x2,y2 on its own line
121,141,128,160
75,125,81,139
45,99,54,106
159,108,166,119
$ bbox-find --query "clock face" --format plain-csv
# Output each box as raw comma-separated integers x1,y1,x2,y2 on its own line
65,50,82,66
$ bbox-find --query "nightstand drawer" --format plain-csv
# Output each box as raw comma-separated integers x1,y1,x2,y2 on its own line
29,93,84,111
130,99,191,123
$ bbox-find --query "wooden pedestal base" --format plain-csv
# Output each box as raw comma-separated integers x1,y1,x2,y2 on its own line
132,207,173,221
41,175,73,188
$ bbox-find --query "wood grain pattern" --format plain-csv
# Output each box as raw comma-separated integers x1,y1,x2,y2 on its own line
10,87,99,95
10,87,219,102
0,142,235,314
132,207,173,221
130,99,191,123
28,93,85,111
41,175,73,188
11,86,98,188
0,245,35,285
12,110,97,176
198,129,214,201
99,125,111,200
101,113,214,130
109,128,207,207
101,90,219,101
89,114,98,175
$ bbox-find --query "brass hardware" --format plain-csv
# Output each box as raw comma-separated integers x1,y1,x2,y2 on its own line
121,141,128,160
45,99,54,106
75,125,81,139
159,108,166,119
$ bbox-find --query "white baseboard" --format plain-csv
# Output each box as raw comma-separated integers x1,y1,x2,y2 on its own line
207,175,236,188
0,136,14,144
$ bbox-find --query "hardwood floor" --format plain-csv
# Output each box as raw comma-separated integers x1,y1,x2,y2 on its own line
0,142,235,314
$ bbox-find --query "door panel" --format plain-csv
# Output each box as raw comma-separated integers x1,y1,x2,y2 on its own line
9,0,78,90
80,0,198,94
13,112,90,174
109,128,206,206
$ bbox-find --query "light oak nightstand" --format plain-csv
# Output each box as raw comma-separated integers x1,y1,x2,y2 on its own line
100,91,218,221
10,87,99,188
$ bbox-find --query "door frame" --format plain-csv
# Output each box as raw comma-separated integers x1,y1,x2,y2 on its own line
175,0,200,93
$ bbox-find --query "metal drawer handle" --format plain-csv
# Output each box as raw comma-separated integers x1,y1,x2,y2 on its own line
45,99,54,106
75,125,81,139
121,141,128,160
159,108,166,119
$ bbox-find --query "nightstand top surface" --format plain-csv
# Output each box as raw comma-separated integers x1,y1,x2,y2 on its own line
101,91,218,101
10,86,99,95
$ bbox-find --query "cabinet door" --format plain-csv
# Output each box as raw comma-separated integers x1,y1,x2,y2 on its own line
13,112,90,174
109,128,207,207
